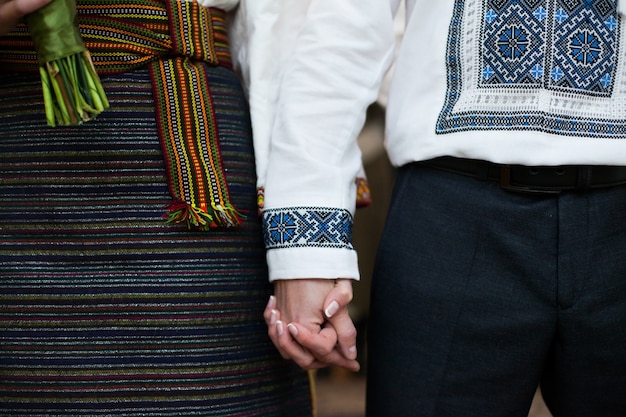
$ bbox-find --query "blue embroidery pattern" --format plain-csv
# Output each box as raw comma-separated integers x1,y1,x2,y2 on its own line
551,5,616,92
263,207,353,250
437,0,624,137
483,3,545,85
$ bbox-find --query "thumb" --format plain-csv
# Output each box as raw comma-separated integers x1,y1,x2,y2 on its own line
323,279,353,319
323,279,358,361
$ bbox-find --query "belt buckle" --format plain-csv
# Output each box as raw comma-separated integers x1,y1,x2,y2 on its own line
499,165,562,195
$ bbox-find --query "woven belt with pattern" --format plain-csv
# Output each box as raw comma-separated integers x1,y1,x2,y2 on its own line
0,0,240,230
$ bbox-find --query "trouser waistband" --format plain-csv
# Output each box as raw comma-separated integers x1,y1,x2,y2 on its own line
420,156,626,194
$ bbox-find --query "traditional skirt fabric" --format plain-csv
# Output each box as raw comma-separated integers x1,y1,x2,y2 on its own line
0,67,312,416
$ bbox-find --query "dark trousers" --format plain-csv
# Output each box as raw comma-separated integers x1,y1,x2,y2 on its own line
366,163,626,417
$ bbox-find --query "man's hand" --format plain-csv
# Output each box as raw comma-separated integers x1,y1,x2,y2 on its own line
263,278,359,372
0,0,51,35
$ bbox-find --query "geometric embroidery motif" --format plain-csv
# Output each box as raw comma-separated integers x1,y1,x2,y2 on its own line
551,6,617,93
482,0,617,93
437,0,625,137
483,3,546,86
263,207,354,250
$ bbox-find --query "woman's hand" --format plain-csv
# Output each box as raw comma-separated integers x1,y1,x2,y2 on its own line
264,278,360,372
0,0,51,35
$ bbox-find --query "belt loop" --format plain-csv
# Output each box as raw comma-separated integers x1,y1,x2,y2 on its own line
577,166,592,191
500,165,512,188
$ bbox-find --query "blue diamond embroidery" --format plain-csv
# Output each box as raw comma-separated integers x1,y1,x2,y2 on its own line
606,16,618,31
555,9,568,24
498,26,530,59
550,66,564,81
570,31,602,65
483,65,495,79
267,212,297,245
534,7,547,21
531,64,544,78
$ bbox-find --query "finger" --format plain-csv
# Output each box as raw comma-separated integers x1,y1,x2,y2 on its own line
0,0,50,21
268,314,325,369
327,309,358,361
275,321,327,370
265,302,327,369
287,322,360,372
266,311,290,360
263,295,283,355
13,0,51,15
323,279,353,319
263,295,276,324
285,321,337,356
323,279,358,360
264,296,291,356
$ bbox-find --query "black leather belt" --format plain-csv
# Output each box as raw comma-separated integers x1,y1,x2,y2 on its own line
420,157,626,195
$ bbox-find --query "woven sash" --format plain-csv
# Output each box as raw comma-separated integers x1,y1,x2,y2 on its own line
0,0,241,230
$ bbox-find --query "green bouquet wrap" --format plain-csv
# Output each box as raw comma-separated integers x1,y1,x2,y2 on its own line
26,0,109,126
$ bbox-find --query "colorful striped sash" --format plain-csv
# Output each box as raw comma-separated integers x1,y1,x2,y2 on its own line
0,0,241,230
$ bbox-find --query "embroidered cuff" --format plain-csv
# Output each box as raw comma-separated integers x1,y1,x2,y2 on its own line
263,207,354,250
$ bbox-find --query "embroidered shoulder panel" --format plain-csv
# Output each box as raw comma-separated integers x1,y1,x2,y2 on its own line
437,0,626,137
263,207,354,250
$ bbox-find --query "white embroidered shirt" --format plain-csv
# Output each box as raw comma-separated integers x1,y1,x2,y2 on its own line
230,0,626,281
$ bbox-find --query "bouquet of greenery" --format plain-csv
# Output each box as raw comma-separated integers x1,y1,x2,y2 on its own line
26,0,108,126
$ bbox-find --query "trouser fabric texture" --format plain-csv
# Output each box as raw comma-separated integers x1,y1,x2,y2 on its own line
366,162,626,417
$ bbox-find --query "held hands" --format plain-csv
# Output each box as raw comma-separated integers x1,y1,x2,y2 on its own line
0,0,51,35
264,278,360,372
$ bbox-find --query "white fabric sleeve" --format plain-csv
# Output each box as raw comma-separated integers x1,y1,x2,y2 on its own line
260,0,398,281
195,0,238,12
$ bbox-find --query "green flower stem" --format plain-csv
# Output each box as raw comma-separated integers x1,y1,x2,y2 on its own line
47,60,73,125
39,66,55,126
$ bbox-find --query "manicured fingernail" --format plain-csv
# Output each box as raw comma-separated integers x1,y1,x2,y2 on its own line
266,295,275,308
325,300,339,318
270,309,277,325
287,323,298,337
348,345,357,358
276,320,284,336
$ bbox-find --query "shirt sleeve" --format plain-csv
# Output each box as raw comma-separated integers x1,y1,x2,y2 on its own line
232,0,399,281
195,0,238,12
266,0,401,281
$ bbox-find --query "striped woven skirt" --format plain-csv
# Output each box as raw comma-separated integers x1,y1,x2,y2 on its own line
0,67,312,416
